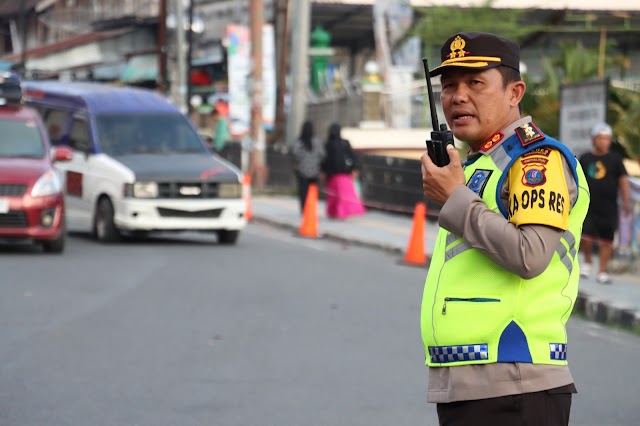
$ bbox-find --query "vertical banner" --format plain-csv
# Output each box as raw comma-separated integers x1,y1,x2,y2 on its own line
225,24,251,138
262,24,276,131
225,24,276,137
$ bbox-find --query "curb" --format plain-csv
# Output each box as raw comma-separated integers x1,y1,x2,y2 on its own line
252,214,640,333
575,291,640,333
252,216,405,256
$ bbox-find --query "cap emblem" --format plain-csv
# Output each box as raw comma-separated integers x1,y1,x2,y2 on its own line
447,36,469,59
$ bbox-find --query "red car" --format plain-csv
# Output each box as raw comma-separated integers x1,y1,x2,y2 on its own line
0,102,72,252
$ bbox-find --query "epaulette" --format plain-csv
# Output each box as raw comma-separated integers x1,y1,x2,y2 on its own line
515,122,545,147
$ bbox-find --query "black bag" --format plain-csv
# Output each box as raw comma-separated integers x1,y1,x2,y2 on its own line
341,139,355,173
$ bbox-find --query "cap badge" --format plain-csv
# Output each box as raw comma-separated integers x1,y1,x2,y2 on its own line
447,36,469,59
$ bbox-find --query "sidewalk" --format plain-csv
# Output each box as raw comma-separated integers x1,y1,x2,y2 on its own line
252,194,640,332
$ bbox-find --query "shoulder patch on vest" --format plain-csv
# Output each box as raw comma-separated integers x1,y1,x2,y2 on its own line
515,122,545,146
467,169,493,197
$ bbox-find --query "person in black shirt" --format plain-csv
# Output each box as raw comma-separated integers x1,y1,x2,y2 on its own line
579,122,631,284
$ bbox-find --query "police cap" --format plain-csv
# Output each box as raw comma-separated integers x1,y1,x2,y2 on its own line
429,32,520,77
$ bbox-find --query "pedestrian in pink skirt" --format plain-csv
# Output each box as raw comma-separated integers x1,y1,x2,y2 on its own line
321,123,366,219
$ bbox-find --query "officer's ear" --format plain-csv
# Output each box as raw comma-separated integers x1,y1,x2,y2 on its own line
509,80,526,107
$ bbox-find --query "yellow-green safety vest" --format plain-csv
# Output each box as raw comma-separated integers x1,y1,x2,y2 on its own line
421,131,590,367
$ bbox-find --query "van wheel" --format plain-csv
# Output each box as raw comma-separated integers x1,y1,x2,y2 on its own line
217,230,239,245
94,198,120,243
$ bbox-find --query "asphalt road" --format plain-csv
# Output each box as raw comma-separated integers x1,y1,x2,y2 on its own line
0,224,638,426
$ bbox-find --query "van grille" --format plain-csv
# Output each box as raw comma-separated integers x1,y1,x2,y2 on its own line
0,211,28,227
0,184,27,196
157,182,217,199
157,207,222,218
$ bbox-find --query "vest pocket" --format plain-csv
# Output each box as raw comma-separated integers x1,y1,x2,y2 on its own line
442,297,501,315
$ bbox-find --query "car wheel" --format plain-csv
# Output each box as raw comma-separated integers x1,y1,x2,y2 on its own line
217,230,239,245
94,197,120,243
42,225,66,254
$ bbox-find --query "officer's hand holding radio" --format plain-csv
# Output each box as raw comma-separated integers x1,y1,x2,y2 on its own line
421,144,465,205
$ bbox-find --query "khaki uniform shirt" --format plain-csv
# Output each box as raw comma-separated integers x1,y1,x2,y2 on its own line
427,117,578,403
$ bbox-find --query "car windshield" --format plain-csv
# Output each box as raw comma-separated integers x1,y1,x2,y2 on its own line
0,118,46,158
96,113,207,156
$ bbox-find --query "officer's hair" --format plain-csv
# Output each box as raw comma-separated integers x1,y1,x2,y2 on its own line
497,65,523,112
497,65,521,88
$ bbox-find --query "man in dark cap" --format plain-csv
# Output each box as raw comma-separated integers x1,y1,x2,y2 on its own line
419,32,589,425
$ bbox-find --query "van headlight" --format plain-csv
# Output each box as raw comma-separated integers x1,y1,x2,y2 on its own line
124,182,158,198
218,183,241,198
31,170,62,197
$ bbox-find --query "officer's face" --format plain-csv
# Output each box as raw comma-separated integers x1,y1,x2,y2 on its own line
440,68,525,150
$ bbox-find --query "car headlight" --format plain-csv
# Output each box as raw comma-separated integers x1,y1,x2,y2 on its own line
31,170,62,197
124,182,158,198
218,182,242,198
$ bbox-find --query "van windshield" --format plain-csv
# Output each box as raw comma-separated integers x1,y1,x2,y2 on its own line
96,114,208,156
0,118,46,158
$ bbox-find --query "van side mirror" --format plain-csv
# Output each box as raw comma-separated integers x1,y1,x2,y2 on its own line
53,146,74,162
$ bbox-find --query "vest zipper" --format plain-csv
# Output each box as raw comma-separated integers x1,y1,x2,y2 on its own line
442,297,501,315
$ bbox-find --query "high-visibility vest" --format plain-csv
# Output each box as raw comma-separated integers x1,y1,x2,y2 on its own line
421,131,590,367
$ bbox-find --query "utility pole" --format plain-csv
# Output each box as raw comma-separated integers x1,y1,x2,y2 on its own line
175,0,187,114
271,0,290,144
286,0,310,148
19,0,27,74
157,0,168,94
250,0,267,187
186,0,195,112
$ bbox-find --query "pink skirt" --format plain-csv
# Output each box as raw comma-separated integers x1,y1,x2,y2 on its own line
325,173,366,219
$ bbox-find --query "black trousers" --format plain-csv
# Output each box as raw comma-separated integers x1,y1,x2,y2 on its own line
436,384,575,426
295,173,318,213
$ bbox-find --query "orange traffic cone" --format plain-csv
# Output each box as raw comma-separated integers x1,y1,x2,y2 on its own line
401,202,428,266
242,173,253,222
298,183,318,238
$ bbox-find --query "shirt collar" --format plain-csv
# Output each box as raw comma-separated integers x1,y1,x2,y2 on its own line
469,116,533,156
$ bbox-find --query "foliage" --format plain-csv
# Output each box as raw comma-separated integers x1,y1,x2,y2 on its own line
411,1,544,63
610,87,640,158
523,40,640,160
410,3,640,159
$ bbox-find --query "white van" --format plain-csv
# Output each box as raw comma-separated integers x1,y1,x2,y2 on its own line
22,81,246,244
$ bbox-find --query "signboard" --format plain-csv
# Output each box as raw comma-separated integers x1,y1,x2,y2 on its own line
559,79,609,156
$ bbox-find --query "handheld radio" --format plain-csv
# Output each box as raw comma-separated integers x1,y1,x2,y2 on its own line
422,58,455,167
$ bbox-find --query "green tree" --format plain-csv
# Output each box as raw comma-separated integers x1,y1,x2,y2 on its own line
523,39,640,159
412,1,542,64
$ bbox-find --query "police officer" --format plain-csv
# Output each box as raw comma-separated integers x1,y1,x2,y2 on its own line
420,32,590,425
